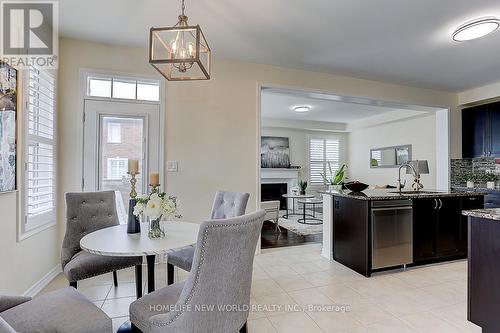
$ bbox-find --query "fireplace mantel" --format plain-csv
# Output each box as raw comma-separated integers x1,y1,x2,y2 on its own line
261,168,300,182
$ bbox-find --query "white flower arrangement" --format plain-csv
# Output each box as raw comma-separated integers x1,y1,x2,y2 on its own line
133,192,180,221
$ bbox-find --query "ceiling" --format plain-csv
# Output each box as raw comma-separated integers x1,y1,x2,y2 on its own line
59,0,500,91
261,88,434,125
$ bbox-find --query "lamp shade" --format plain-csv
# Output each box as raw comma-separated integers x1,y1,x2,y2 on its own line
407,160,429,175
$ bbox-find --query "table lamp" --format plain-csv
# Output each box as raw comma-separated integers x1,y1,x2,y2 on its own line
407,160,429,191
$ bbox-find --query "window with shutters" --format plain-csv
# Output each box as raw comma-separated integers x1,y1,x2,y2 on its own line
22,66,57,235
309,138,341,186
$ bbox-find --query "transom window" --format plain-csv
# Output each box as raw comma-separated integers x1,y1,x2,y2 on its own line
87,76,160,102
309,138,341,186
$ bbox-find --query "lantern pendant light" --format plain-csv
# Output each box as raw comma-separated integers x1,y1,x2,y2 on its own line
149,0,211,81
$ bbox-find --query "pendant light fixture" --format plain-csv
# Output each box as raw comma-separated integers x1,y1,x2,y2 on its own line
149,0,211,81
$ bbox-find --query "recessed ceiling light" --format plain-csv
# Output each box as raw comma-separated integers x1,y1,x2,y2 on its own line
452,17,500,42
293,106,310,113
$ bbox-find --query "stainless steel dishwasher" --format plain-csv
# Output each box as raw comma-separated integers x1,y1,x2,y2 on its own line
371,199,413,269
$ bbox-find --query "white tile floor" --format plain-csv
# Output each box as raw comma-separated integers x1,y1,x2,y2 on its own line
41,243,481,333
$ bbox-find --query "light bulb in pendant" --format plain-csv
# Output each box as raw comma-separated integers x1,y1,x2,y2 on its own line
187,42,195,57
170,40,177,54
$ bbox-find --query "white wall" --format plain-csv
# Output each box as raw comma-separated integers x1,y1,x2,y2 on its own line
261,127,348,183
348,114,437,188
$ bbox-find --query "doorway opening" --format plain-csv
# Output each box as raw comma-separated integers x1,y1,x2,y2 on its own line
258,86,449,249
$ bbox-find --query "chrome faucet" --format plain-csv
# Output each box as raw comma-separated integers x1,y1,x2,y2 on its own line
397,163,417,192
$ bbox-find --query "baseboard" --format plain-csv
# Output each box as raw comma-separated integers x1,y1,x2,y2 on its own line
23,264,62,297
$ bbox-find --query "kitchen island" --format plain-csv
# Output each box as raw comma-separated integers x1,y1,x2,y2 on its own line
462,208,500,333
322,189,484,277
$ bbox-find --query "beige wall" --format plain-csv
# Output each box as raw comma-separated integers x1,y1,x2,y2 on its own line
458,80,500,106
0,37,460,294
0,192,59,295
348,114,437,188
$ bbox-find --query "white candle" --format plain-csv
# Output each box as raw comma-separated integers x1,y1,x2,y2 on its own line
150,172,160,186
128,160,139,173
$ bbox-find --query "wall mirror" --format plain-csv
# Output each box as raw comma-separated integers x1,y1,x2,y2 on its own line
370,144,412,168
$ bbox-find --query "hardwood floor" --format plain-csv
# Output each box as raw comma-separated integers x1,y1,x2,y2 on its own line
260,220,322,249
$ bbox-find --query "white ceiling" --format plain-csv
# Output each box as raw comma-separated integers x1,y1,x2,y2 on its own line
59,0,500,91
261,88,434,125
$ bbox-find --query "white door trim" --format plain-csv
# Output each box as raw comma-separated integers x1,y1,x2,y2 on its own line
76,69,165,192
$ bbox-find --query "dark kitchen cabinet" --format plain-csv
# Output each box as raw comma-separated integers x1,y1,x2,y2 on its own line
460,196,484,253
489,102,500,156
462,102,500,158
413,197,465,262
413,198,437,262
333,196,370,276
462,105,488,158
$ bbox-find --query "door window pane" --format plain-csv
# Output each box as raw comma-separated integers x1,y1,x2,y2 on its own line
112,80,136,99
88,78,112,98
137,82,160,101
100,116,144,212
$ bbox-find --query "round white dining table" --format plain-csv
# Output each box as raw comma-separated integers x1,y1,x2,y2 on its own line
80,221,199,298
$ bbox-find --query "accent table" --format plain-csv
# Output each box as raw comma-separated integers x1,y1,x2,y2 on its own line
80,221,199,298
282,194,315,218
297,198,323,225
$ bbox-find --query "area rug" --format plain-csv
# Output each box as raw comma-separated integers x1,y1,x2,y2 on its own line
277,210,323,236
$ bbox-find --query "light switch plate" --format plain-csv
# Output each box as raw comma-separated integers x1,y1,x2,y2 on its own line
167,161,178,172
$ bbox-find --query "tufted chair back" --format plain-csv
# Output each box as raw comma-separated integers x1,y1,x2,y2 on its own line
209,191,250,220
61,191,119,269
145,210,265,333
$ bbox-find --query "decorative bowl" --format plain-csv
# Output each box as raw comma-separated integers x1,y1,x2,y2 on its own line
345,181,369,192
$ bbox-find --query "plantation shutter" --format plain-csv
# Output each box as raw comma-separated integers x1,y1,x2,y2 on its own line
309,138,340,186
26,66,56,226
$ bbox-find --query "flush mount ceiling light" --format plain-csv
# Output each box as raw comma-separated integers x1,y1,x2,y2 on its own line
452,17,500,42
149,0,211,80
293,106,311,113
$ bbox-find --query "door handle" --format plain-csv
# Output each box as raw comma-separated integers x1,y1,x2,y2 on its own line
433,199,438,210
438,199,443,210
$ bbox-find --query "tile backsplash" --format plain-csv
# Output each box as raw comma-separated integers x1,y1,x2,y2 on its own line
450,158,500,187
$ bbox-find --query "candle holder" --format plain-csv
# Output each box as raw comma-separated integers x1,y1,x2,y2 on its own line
127,171,139,198
149,184,160,194
127,171,141,234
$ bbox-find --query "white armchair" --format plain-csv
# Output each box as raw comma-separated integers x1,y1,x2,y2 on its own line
261,200,281,232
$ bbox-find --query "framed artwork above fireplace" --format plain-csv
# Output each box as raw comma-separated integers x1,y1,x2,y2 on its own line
261,136,290,168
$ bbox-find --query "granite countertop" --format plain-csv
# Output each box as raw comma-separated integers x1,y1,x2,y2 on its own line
462,208,500,221
320,188,486,201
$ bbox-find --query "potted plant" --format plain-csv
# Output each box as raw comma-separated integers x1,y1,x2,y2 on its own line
462,172,477,189
298,180,308,195
321,163,347,191
484,173,499,189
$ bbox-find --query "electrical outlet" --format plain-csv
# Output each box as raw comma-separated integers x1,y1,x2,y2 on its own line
167,161,178,172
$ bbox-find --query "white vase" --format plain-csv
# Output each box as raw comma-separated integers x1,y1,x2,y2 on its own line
466,181,474,188
487,181,496,189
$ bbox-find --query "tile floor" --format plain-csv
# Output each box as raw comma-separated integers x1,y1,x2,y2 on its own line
41,243,481,333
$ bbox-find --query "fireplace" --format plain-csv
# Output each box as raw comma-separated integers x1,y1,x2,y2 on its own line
261,183,287,210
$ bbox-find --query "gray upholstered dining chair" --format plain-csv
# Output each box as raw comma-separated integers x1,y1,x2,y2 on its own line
0,287,111,332
129,209,266,333
62,191,142,288
166,191,250,285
